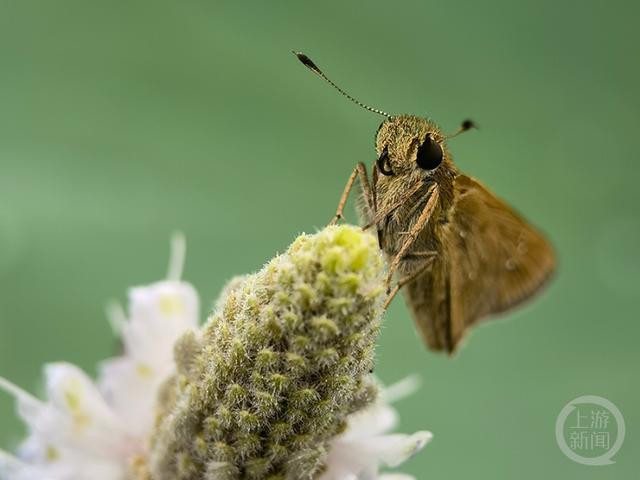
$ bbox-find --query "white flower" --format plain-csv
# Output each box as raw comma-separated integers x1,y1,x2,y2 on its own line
0,233,431,480
0,363,137,480
99,279,198,438
321,376,432,480
0,234,198,480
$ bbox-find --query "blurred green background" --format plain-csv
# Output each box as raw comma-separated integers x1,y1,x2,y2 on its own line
0,1,638,478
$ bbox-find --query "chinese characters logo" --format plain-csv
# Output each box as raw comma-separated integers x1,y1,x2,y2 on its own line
556,395,625,465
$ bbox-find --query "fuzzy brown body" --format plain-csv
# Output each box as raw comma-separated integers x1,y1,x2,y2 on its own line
358,115,555,353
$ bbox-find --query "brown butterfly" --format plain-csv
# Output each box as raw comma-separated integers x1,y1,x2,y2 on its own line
295,52,555,354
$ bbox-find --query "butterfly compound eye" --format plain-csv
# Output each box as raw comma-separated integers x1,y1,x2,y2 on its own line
416,135,443,170
377,146,394,176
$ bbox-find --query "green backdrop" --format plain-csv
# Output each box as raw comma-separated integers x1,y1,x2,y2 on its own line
0,1,637,478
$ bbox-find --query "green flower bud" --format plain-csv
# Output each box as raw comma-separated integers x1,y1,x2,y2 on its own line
148,225,385,479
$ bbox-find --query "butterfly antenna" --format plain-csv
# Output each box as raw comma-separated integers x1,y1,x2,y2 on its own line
293,51,391,119
446,119,478,139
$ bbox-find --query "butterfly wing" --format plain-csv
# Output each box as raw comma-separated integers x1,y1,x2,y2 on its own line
405,174,555,353
403,252,452,352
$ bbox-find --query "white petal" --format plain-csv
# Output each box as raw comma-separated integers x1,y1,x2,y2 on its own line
98,280,199,433
341,403,398,440
324,430,432,480
318,458,360,480
44,363,121,427
105,300,127,336
5,458,124,480
129,280,198,331
322,438,380,479
35,447,125,480
380,376,421,404
41,363,136,460
0,377,45,428
0,448,25,478
356,431,433,468
0,377,68,461
120,280,198,363
98,356,163,437
166,231,186,282
0,367,135,479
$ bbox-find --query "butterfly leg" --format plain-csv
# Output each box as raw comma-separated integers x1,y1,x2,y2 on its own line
384,185,439,292
383,257,435,310
403,251,438,261
371,163,383,248
361,181,424,231
329,163,373,226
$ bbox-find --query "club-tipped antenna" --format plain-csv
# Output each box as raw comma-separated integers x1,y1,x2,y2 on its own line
293,51,391,119
446,119,478,139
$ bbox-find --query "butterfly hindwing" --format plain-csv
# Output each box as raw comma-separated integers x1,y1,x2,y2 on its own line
405,174,555,353
444,174,555,350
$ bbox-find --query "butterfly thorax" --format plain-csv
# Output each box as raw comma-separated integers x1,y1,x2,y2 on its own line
366,114,458,269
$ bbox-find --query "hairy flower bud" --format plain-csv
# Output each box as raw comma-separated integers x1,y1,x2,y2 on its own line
148,225,385,479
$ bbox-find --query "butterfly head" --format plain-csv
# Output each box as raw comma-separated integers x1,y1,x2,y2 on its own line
375,115,453,179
